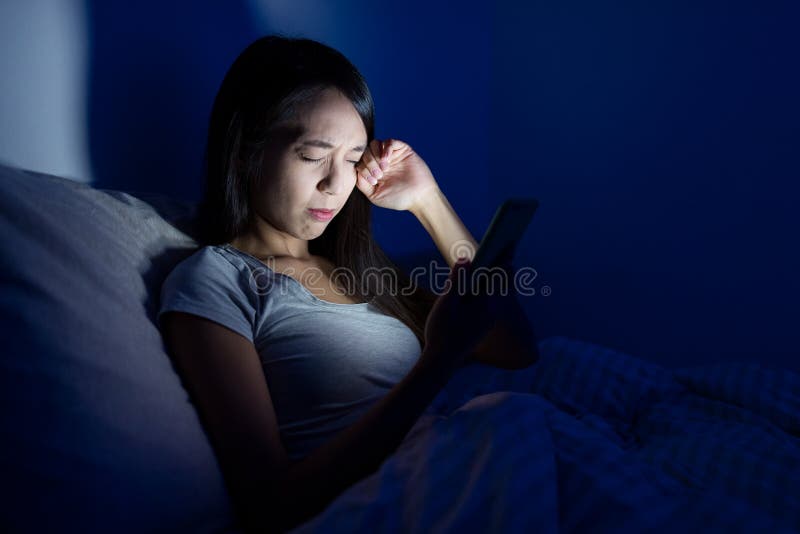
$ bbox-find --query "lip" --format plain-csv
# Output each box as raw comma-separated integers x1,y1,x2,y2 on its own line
307,208,335,221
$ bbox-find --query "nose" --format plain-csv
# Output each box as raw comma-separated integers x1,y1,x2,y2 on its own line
318,160,355,196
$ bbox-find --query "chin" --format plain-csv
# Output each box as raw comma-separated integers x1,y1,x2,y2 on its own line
303,225,328,240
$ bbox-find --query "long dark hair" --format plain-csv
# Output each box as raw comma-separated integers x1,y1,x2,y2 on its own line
196,34,436,347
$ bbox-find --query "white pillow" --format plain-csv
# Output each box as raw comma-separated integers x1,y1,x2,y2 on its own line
0,162,239,532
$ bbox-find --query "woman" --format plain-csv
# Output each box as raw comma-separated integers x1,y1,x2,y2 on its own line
158,35,538,533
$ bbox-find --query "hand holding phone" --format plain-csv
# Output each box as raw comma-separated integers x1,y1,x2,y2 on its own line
469,198,539,270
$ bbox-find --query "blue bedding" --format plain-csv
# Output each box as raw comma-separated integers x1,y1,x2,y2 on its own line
290,336,800,532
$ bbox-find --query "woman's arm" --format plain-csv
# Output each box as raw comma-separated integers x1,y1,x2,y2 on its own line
409,186,478,269
164,312,456,534
410,188,538,369
277,352,453,532
354,140,536,369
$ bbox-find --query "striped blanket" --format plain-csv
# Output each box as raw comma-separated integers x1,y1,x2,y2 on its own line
290,336,800,533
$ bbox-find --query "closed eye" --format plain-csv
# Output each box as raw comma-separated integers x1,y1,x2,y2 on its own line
301,155,359,166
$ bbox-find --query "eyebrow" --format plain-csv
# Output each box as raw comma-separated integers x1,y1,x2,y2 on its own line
298,139,366,152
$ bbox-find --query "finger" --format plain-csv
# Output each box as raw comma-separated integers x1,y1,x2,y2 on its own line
379,140,391,170
361,139,384,181
379,138,407,170
356,139,382,185
362,165,378,186
354,141,381,184
356,166,378,196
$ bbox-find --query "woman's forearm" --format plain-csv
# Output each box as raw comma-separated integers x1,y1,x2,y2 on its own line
410,186,478,268
410,188,537,370
253,357,453,533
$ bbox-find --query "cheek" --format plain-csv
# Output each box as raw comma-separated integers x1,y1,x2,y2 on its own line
267,178,318,220
287,176,316,202
250,175,292,215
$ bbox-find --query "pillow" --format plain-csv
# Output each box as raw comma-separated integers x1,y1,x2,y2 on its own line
0,162,239,532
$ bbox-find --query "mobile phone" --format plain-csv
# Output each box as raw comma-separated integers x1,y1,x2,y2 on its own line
469,198,539,270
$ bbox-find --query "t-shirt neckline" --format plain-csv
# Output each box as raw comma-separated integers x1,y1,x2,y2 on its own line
218,243,374,308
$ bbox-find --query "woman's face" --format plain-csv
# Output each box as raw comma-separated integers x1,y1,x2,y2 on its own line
249,87,368,243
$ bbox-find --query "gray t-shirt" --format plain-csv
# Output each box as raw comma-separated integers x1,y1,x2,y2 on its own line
158,244,423,461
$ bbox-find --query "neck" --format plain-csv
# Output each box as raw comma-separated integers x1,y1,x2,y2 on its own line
229,229,311,261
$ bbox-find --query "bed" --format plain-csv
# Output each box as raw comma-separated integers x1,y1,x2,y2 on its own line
1,162,797,533
293,337,800,532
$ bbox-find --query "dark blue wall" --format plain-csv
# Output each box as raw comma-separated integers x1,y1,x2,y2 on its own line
491,1,800,371
86,1,799,371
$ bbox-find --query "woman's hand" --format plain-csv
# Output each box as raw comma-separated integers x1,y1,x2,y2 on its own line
417,258,505,379
463,245,540,369
354,138,440,212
